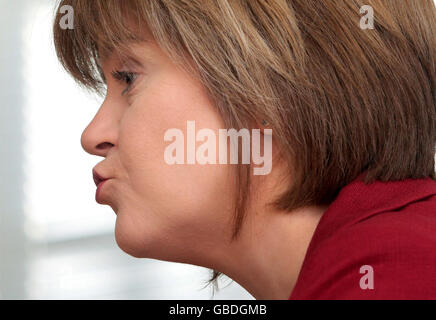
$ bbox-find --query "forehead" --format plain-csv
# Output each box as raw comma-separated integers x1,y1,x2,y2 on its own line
98,39,152,66
96,19,154,64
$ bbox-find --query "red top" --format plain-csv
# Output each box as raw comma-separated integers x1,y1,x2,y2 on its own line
289,172,436,299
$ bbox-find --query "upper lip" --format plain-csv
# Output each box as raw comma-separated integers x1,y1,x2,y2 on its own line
93,169,108,187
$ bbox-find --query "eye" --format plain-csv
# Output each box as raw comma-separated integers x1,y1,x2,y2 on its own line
111,70,138,95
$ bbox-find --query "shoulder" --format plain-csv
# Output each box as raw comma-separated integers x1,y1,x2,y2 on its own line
290,194,436,299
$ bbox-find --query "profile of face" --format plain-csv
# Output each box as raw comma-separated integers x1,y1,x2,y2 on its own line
81,40,237,265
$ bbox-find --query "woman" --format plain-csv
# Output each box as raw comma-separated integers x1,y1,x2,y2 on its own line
53,0,436,299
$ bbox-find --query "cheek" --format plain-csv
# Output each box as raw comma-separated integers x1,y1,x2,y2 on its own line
115,71,236,251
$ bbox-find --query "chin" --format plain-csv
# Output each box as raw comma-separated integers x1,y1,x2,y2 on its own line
114,215,173,260
115,231,141,259
114,217,151,258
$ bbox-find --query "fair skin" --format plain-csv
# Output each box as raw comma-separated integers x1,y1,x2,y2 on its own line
81,38,327,300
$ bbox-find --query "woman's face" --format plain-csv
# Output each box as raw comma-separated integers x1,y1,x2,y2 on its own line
81,40,237,263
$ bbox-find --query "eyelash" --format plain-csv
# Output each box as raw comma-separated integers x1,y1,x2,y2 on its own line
111,70,138,95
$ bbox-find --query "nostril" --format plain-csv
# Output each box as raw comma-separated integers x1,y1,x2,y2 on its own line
96,142,114,150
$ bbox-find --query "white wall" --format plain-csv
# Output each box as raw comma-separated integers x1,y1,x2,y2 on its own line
0,0,252,299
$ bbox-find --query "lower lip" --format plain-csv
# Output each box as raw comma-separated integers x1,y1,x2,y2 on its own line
95,180,109,203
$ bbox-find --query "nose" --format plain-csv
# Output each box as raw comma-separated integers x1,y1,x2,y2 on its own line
81,100,118,157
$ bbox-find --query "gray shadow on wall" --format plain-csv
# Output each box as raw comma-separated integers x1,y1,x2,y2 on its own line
0,0,28,299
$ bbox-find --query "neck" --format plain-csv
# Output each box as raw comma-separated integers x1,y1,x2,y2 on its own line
217,202,326,299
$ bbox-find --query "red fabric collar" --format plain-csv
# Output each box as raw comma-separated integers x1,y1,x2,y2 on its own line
289,172,436,299
313,173,436,246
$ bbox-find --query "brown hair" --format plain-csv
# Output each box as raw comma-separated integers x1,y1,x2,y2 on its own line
53,0,436,289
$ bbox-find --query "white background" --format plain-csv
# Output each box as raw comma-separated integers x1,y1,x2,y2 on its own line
0,0,253,299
